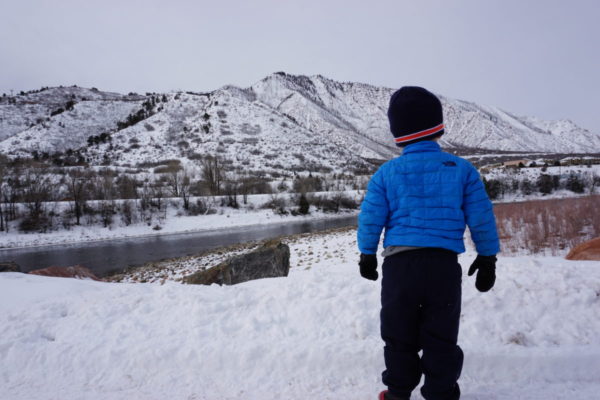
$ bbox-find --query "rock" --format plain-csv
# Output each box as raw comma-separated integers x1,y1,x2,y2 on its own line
566,237,600,261
0,261,21,273
28,265,101,280
184,241,290,285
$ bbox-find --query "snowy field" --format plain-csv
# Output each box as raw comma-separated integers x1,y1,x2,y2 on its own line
1,229,600,399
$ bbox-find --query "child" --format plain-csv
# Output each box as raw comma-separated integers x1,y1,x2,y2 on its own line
357,87,500,400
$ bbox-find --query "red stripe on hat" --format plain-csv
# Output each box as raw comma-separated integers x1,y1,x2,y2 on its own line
394,123,444,143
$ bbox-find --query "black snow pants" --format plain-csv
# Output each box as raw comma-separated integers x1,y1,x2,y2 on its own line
381,248,463,400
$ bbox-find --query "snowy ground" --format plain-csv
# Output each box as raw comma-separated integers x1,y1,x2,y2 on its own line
1,229,600,399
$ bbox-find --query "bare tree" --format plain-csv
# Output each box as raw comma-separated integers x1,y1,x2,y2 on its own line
223,175,239,209
20,167,56,232
180,173,191,210
149,180,165,212
0,156,21,231
117,174,138,199
201,155,223,196
67,169,88,225
167,169,192,210
97,173,116,227
2,175,19,231
167,170,181,198
0,160,6,232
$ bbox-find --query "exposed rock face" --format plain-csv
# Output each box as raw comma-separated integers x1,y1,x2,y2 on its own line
184,241,290,285
566,237,600,261
28,265,101,280
0,261,21,273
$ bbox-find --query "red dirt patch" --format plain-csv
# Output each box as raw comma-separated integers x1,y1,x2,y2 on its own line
28,265,101,280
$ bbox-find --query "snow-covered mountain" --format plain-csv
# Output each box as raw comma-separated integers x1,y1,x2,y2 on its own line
251,73,600,154
0,86,144,143
1,74,598,173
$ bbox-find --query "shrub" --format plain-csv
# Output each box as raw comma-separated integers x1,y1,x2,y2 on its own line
520,178,534,195
483,178,503,200
19,214,51,232
154,161,182,174
537,174,554,194
261,194,288,215
298,193,310,214
187,199,217,216
337,193,358,209
50,108,65,116
293,176,323,193
566,173,585,193
308,192,358,213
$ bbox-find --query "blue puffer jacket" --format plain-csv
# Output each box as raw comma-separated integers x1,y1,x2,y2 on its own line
357,141,500,256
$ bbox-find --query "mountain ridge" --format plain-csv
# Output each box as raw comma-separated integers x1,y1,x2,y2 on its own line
1,73,598,175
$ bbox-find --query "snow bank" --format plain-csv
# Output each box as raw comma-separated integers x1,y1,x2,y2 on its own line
1,229,600,399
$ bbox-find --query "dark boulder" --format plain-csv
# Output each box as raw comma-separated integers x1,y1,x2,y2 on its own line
0,261,21,273
184,240,290,285
28,265,101,280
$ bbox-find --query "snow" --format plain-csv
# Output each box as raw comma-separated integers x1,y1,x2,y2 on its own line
3,74,600,168
0,86,144,152
0,99,141,154
1,228,600,399
484,164,600,180
0,192,361,249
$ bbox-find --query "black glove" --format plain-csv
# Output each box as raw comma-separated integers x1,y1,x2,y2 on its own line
359,253,378,281
468,255,497,292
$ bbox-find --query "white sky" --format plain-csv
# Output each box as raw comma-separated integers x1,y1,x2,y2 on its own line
1,0,599,133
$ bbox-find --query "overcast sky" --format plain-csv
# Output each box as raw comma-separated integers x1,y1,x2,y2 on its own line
1,0,599,132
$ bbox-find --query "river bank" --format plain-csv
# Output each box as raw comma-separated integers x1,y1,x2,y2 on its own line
0,215,358,276
0,209,359,251
106,226,356,283
0,193,360,249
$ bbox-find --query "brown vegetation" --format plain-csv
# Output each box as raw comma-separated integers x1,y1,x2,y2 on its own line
493,195,600,255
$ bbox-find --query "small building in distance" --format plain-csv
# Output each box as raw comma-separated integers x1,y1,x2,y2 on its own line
503,159,530,168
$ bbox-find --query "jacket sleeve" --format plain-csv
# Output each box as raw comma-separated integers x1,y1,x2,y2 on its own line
357,167,389,254
462,164,500,256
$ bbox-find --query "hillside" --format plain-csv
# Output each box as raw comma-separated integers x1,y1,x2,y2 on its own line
1,74,599,176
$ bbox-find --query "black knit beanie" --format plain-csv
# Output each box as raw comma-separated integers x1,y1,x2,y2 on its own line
388,86,444,147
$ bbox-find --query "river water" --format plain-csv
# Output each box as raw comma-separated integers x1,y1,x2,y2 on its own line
0,215,358,277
